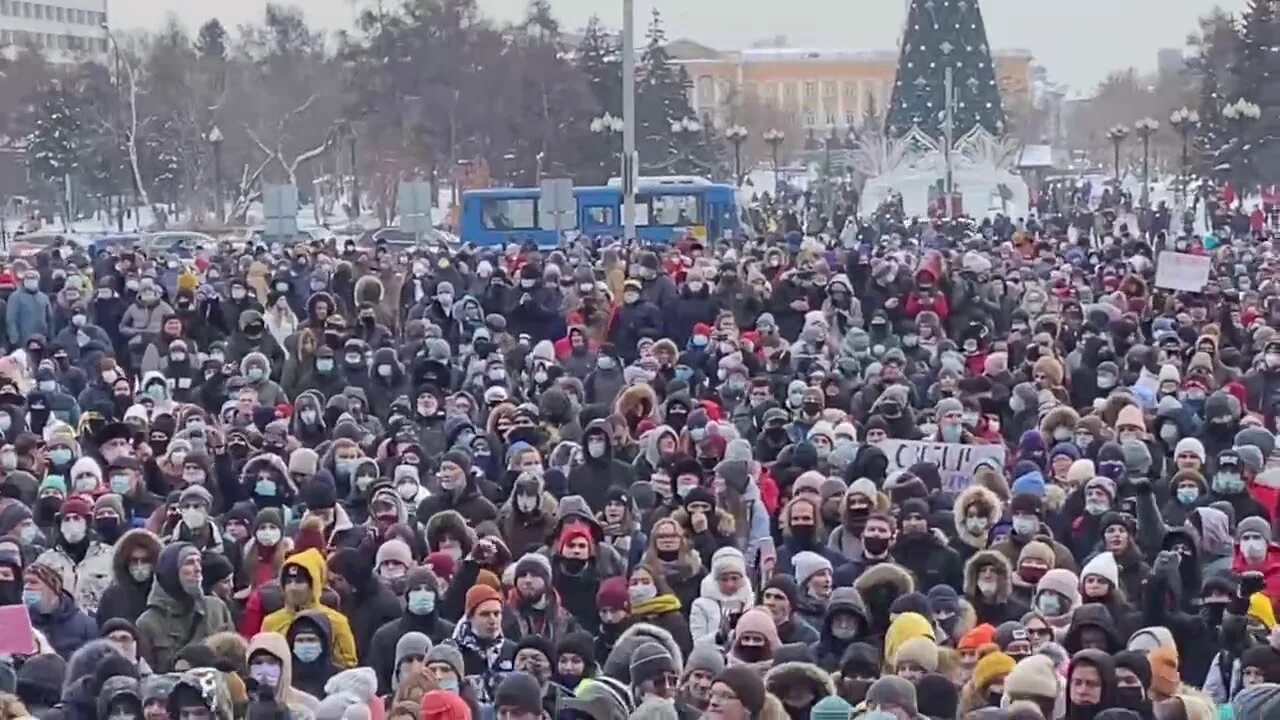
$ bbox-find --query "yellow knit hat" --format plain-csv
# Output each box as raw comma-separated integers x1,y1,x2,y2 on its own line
1249,592,1277,629
973,651,1016,692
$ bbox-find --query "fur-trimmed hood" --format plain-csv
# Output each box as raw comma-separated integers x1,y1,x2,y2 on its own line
852,562,915,600
111,528,162,585
952,485,1002,550
764,661,834,699
615,382,657,419
671,506,735,539
602,621,685,681
641,425,679,468
354,275,384,305
1039,406,1079,443
424,509,474,551
964,549,1013,602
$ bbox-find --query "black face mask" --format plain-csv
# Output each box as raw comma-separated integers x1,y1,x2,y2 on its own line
735,645,767,663
790,524,816,546
1114,686,1149,714
839,678,873,705
1201,602,1228,629
862,536,890,556
666,412,687,433
559,557,587,575
94,516,123,544
656,549,679,562
0,579,18,606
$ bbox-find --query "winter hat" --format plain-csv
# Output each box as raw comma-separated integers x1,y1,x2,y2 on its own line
1010,470,1045,498
733,608,781,651
714,667,766,715
1010,492,1044,517
376,539,414,569
1067,459,1096,486
630,641,678,687
711,547,747,579
792,471,825,497
1174,437,1206,464
494,672,543,715
289,448,319,476
1036,569,1081,606
893,636,938,672
514,552,553,584
926,585,959,616
597,577,629,611
24,562,62,596
935,398,964,419
763,574,800,607
1147,647,1180,698
914,674,960,720
1127,627,1175,653
394,632,432,678
1080,552,1120,588
865,675,917,715
889,591,932,618
1084,476,1117,502
682,643,726,681
810,695,854,720
792,551,833,587
1004,654,1060,701
1239,646,1280,682
957,624,997,651
714,459,751,494
464,584,501,618
1237,427,1277,458
425,644,465,679
1237,515,1273,542
1049,443,1080,462
973,651,1016,691
1018,541,1056,569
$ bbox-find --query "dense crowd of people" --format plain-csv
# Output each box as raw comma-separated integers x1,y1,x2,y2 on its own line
0,213,1275,720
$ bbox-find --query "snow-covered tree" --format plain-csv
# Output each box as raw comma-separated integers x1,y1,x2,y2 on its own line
636,8,696,169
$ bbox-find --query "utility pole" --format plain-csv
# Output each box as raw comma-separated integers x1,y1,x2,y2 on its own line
943,66,954,219
622,0,637,241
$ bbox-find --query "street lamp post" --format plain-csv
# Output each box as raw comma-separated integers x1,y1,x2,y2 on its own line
590,113,625,179
763,128,785,195
724,124,748,186
348,120,365,218
208,125,223,224
1222,99,1262,192
1169,107,1200,214
1134,118,1160,211
1106,125,1129,183
670,117,703,168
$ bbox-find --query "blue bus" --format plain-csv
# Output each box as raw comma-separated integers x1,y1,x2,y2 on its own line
459,177,740,247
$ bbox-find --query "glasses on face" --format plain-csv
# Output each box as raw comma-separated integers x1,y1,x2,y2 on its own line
1027,627,1052,639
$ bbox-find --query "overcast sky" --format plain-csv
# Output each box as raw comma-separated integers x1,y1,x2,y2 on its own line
111,0,1244,91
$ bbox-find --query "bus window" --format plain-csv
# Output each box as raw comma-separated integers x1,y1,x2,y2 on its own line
585,206,615,226
635,203,651,226
481,198,536,229
651,194,701,226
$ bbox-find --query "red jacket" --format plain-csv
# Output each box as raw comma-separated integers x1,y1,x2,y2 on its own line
904,292,950,326
1233,544,1280,609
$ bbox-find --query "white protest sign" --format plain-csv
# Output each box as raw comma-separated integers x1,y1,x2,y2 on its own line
1154,251,1212,293
879,439,1007,493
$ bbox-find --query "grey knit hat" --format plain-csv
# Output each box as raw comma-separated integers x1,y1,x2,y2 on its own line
681,643,725,681
1232,683,1280,720
425,643,465,679
866,675,917,715
1237,515,1273,543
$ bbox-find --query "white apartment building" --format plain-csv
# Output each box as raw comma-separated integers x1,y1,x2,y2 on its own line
0,0,108,61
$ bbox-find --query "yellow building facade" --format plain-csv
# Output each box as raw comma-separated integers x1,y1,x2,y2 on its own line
672,46,1033,132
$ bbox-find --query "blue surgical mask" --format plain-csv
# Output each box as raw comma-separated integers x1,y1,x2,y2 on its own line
407,589,436,615
335,459,359,478
21,589,42,609
256,479,277,497
247,367,265,382
439,678,459,694
293,641,322,663
316,359,334,373
1177,487,1199,505
110,475,131,495
49,448,71,466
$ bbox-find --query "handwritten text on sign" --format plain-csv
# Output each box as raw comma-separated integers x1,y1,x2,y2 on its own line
879,439,1007,492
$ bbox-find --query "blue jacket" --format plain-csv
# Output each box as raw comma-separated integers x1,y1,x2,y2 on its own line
30,593,98,659
6,286,52,345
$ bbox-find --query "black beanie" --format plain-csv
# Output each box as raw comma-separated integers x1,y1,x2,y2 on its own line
556,630,596,670
1010,492,1044,517
442,449,472,473
494,671,543,715
515,635,555,666
763,573,800,607
302,472,338,510
839,642,881,678
200,551,234,593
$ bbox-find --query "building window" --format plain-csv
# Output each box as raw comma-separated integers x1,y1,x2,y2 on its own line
0,1,8,15
783,82,797,106
803,111,815,127
844,111,857,127
697,75,714,104
803,81,817,101
21,3,30,18
32,3,40,19
55,5,63,21
822,81,836,98
842,81,857,100
74,8,83,23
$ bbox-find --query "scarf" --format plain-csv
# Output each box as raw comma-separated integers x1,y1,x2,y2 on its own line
631,593,682,617
451,618,506,672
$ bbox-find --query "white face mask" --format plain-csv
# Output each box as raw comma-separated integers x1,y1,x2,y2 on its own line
587,440,606,458
1242,537,1268,561
60,518,87,543
516,495,539,513
977,579,999,596
256,527,282,546
181,507,207,529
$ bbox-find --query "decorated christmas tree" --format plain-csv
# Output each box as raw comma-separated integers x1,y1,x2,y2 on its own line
885,0,1006,140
